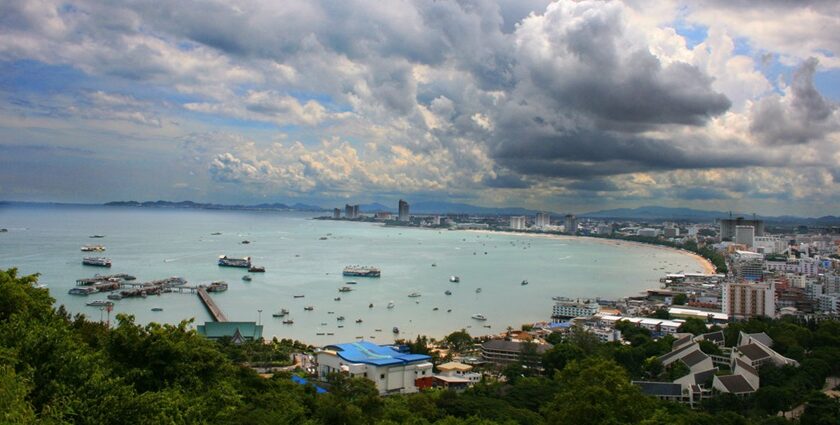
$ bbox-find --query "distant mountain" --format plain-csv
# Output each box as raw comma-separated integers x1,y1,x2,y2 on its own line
410,201,551,216
580,206,839,224
104,200,327,212
358,203,393,213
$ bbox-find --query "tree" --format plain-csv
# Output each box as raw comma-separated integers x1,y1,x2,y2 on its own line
443,330,473,353
652,308,671,320
673,293,688,305
678,317,708,335
542,343,585,373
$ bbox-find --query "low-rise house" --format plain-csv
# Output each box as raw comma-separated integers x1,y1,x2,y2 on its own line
436,361,481,385
316,341,433,395
480,339,552,366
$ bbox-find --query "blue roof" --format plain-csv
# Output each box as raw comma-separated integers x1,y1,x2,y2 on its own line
324,340,432,366
291,375,327,393
549,321,573,329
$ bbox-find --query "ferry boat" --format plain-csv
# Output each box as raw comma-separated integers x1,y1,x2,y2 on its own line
408,292,421,298
86,300,113,307
338,287,353,292
342,266,381,277
218,255,251,268
82,257,112,267
81,245,106,252
449,276,460,282
248,266,265,272
471,314,488,321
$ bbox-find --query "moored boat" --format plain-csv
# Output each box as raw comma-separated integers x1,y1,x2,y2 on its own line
248,265,265,272
218,255,251,268
86,300,113,307
449,275,460,282
471,313,488,321
338,286,353,292
342,266,381,277
82,257,112,267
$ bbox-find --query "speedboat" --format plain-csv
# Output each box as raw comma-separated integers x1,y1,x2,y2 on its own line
433,307,439,311
392,327,400,334
471,314,488,321
369,303,374,308
356,319,363,323
449,276,460,282
408,292,421,298
334,297,341,301
304,306,314,311
242,275,252,282
339,287,353,292
387,301,395,309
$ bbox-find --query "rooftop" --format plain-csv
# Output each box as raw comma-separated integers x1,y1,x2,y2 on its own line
481,339,552,354
633,381,683,397
322,341,432,366
437,362,473,372
681,350,710,368
737,343,771,361
196,321,263,340
716,374,756,394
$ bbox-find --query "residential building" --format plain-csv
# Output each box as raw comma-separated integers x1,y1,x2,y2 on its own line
535,212,551,228
333,208,341,219
664,227,680,238
564,214,578,234
734,226,755,248
719,217,765,241
480,339,552,365
316,341,433,395
436,362,481,386
753,236,786,255
731,250,764,281
344,204,360,219
722,281,776,319
509,216,525,230
551,298,600,319
817,294,840,314
638,228,659,238
398,199,410,222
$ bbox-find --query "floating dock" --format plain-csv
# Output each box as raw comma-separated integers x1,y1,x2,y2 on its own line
197,287,228,322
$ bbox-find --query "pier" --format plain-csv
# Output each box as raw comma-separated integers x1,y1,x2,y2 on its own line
197,287,228,322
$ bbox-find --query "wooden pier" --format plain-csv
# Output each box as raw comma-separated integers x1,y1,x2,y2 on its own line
197,287,228,322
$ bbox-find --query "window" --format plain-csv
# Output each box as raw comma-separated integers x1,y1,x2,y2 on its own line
380,374,385,379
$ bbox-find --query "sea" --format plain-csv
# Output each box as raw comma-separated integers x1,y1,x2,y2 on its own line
0,204,706,345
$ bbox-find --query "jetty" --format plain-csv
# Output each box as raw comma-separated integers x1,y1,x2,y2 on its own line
197,287,228,322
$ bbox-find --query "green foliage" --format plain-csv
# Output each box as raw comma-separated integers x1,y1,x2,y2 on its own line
672,293,688,305
443,330,473,353
678,317,708,335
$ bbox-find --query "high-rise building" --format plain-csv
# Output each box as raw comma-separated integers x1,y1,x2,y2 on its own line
564,215,578,234
719,217,764,241
345,204,360,219
735,225,755,247
333,208,341,219
663,227,680,238
731,250,764,281
722,281,776,319
535,212,551,228
510,216,525,230
352,204,360,219
398,199,410,222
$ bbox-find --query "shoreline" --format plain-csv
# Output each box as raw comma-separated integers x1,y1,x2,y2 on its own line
461,229,717,275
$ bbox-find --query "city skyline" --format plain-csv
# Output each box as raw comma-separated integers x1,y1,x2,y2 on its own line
2,1,840,216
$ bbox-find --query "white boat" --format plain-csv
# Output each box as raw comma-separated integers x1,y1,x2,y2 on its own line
449,276,460,282
86,300,113,307
471,314,488,321
387,301,395,309
408,292,421,298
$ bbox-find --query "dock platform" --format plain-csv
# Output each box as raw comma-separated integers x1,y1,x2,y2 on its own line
197,287,228,322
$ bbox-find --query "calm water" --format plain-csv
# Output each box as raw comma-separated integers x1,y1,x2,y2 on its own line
0,205,704,344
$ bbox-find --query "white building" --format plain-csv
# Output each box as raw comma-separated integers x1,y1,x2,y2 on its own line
734,225,755,248
535,212,551,228
722,281,776,320
436,362,481,385
316,341,433,395
509,216,526,230
817,295,840,314
638,228,659,238
753,236,786,255
551,299,600,319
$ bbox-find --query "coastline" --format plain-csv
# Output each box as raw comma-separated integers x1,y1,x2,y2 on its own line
462,229,717,275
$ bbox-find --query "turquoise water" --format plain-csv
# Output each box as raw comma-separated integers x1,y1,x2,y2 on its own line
0,205,704,344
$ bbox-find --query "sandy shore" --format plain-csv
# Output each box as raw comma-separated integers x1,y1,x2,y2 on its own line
463,229,717,275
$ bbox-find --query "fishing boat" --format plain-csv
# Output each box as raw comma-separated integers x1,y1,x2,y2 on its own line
338,287,353,292
242,275,252,282
241,240,250,244
293,295,305,298
387,301,395,309
449,276,460,282
89,235,105,238
272,309,289,318
337,316,345,321
282,319,294,324
408,292,421,298
471,313,488,321
206,281,228,292
210,232,222,235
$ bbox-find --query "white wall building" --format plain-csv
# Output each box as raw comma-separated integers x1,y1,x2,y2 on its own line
316,341,433,395
535,212,551,228
509,216,526,230
722,281,776,319
734,225,755,248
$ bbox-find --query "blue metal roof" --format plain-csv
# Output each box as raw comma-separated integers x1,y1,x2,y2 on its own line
291,375,327,393
324,341,432,366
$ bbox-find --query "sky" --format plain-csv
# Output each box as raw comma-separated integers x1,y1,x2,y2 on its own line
1,0,839,216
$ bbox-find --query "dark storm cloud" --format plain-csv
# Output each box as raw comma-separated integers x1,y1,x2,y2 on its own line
566,178,620,192
482,173,531,189
750,58,839,145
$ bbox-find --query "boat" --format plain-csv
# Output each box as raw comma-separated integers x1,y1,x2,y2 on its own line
241,240,250,244
447,309,452,313
483,325,492,328
321,322,327,325
338,287,353,293
206,281,228,292
242,275,252,282
521,280,529,285
476,288,482,293
431,263,437,267
334,297,341,301
293,295,305,298
319,236,328,240
82,257,112,267
248,266,265,272
392,327,400,334
210,232,222,235
356,319,363,323
272,309,289,318
342,266,381,277
304,306,314,311
375,329,382,332
387,301,395,309
69,286,97,295
445,290,452,295
338,325,344,328
86,300,113,307
107,293,123,300
449,276,460,283
369,303,373,308
408,292,421,298
80,245,106,252
345,281,357,285
282,319,294,324
433,307,439,311
337,316,345,321
89,235,105,238
218,255,251,268
151,307,163,312
316,332,325,336
471,314,488,321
